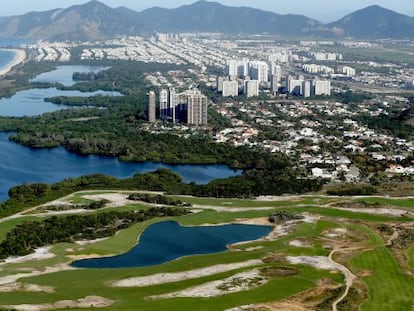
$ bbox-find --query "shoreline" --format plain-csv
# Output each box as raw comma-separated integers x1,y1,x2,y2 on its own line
0,48,26,76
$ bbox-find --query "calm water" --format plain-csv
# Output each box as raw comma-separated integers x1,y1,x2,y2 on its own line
31,65,110,86
0,132,241,201
0,65,241,200
0,49,16,72
0,87,121,117
72,221,272,269
0,38,34,73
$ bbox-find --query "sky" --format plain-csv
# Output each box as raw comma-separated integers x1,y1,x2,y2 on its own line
0,0,413,22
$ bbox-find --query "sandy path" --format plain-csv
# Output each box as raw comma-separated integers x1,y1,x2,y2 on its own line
328,248,358,311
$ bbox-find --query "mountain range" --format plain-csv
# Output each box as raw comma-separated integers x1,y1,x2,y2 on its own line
0,0,412,41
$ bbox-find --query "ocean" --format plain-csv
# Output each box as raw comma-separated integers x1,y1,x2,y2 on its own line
0,49,16,72
0,38,34,72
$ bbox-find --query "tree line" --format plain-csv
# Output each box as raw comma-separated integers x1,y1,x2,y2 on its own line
0,206,189,259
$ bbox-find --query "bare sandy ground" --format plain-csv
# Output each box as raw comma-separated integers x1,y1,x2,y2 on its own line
1,296,114,311
0,282,54,293
1,247,55,265
82,193,132,208
289,240,309,247
333,206,410,217
193,204,275,212
148,269,266,299
113,259,262,287
75,237,109,245
0,49,26,76
286,256,339,270
0,264,75,285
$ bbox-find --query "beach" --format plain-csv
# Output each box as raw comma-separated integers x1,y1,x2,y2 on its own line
0,48,26,76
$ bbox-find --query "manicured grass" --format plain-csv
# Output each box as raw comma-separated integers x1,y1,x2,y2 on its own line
0,192,412,310
0,255,342,311
407,246,414,270
351,246,414,311
168,195,334,208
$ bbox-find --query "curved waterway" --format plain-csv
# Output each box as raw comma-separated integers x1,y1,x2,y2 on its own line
72,221,272,269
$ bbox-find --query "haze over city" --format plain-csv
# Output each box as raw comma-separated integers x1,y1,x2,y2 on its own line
1,0,413,21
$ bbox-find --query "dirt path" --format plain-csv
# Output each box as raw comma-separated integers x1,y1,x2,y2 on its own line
328,248,358,311
387,227,399,246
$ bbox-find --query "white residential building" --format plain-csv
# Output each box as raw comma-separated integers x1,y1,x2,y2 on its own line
244,80,260,98
339,66,356,76
159,89,169,120
287,77,304,95
302,81,311,98
222,80,239,97
249,61,269,83
312,80,331,96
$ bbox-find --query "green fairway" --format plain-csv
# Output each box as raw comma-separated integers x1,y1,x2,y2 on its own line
0,192,412,310
351,246,414,311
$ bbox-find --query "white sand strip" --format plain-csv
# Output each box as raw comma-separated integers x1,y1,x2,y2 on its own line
0,264,75,285
149,269,266,299
113,259,262,287
1,247,55,265
1,296,114,311
0,49,26,76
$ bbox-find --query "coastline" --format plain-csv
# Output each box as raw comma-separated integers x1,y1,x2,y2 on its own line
0,48,26,76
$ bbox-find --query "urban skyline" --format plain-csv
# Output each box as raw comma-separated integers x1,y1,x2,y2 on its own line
1,0,413,22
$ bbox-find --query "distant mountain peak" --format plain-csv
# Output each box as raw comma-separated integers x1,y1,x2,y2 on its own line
325,4,414,39
0,1,412,40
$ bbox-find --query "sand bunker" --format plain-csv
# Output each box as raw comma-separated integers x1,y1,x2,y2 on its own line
114,259,262,287
149,269,266,299
1,247,55,265
286,256,338,270
1,296,114,311
0,282,54,293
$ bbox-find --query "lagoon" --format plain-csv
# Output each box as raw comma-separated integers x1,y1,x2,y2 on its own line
0,65,241,201
30,65,109,86
71,221,272,269
0,87,120,117
0,132,241,201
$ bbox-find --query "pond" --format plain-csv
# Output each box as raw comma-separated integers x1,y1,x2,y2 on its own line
71,221,272,269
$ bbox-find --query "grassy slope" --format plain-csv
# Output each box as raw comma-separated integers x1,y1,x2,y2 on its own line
0,215,343,310
0,194,413,310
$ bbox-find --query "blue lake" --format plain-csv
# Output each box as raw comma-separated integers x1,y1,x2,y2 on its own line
72,221,272,269
0,132,241,201
30,65,110,86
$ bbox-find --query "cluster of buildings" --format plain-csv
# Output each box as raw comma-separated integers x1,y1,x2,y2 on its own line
217,57,332,98
147,88,208,125
287,76,331,97
31,42,72,62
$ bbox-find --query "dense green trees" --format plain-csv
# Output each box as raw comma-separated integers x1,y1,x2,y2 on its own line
0,207,189,259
